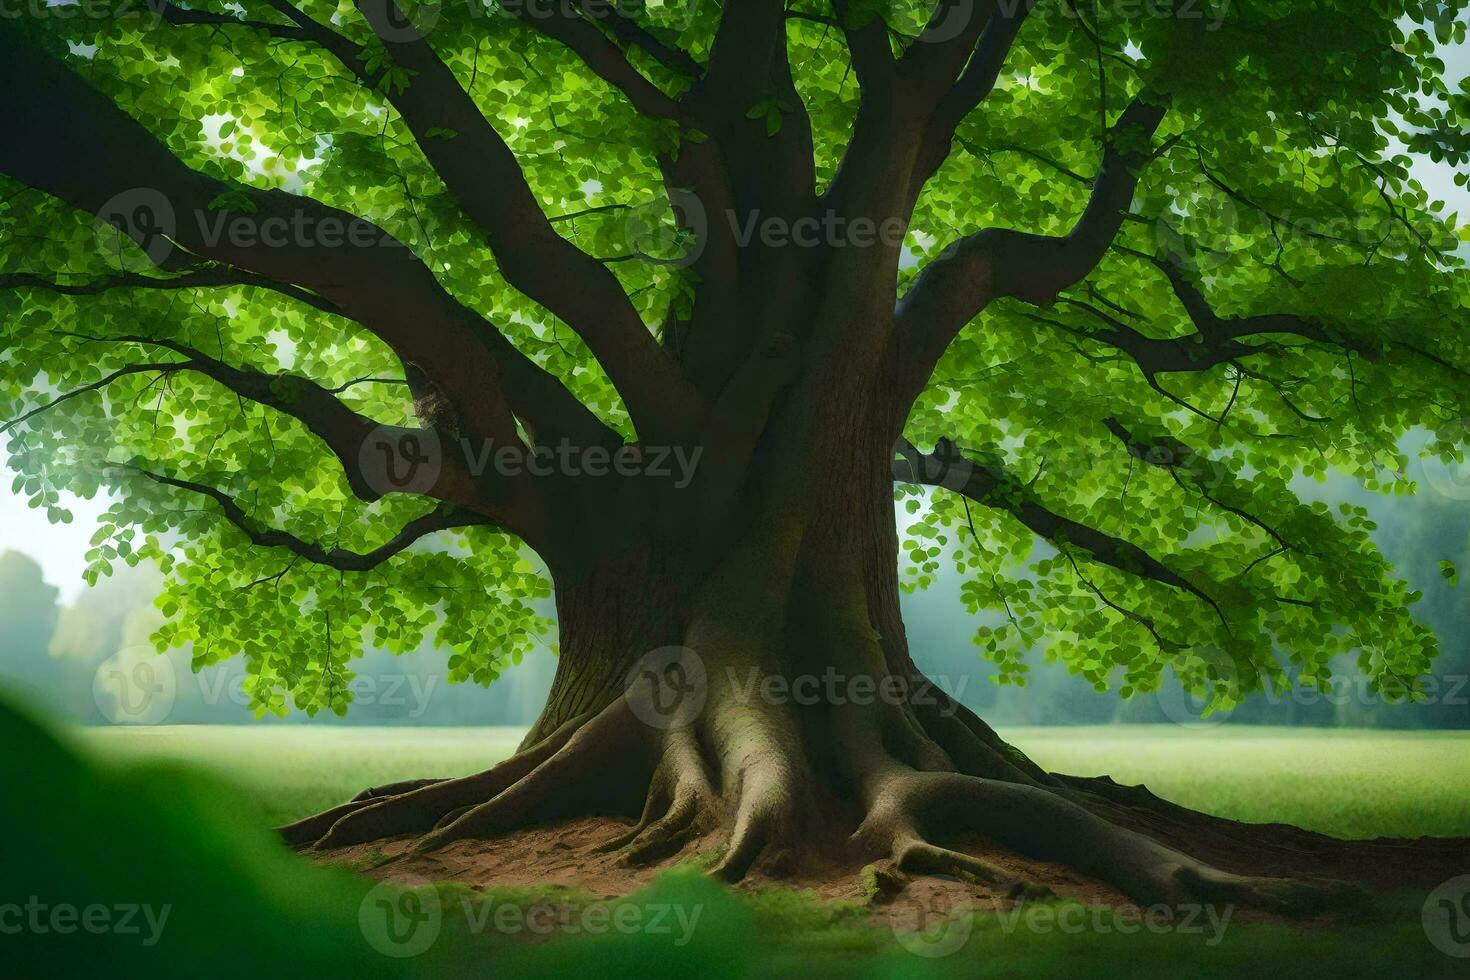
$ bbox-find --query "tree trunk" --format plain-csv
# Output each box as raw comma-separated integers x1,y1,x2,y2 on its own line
279,412,1470,915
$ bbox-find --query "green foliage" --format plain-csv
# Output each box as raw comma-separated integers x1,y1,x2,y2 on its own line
0,693,415,978
892,1,1470,713
1,2,1467,717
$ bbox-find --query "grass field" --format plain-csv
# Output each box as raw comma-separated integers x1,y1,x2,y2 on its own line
79,724,1470,840
33,722,1470,977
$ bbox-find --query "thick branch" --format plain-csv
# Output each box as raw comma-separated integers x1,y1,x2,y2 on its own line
0,28,611,453
893,94,1167,399
0,268,340,316
350,1,700,437
703,0,816,217
912,0,1034,187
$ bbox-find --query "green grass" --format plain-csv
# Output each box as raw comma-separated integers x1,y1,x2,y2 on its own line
81,724,1470,839
1005,725,1470,839
18,715,1470,978
82,725,525,826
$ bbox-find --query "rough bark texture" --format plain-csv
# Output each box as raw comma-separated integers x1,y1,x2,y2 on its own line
282,422,1470,913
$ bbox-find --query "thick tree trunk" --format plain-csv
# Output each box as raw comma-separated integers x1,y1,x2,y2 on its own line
279,413,1470,914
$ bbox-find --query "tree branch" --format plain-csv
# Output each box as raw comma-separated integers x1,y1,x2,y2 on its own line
348,0,702,437
0,27,612,454
1100,417,1295,550
504,1,690,121
0,268,341,316
894,438,1226,619
6,331,495,510
124,465,491,572
893,93,1167,400
912,0,1035,187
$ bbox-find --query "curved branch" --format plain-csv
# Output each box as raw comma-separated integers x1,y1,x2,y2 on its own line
123,466,491,572
894,93,1167,399
349,0,701,437
504,1,690,121
894,438,1225,619
0,268,340,316
1100,417,1295,550
8,332,500,514
913,0,1035,187
598,5,703,78
0,27,612,454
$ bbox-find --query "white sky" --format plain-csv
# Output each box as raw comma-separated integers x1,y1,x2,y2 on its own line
3,33,1467,602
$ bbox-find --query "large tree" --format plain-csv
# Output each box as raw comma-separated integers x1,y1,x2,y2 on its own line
3,1,1469,909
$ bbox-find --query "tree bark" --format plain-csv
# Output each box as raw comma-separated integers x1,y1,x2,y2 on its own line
282,407,1468,914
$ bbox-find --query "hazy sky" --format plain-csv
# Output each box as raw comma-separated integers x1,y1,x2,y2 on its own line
3,30,1467,601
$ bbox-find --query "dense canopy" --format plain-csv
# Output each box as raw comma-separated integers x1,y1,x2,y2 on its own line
2,0,1467,718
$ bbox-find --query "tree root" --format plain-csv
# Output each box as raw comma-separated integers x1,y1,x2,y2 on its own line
851,769,1359,917
281,689,1446,921
280,706,620,851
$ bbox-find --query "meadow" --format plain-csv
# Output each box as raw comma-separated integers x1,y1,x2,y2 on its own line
9,716,1466,978
80,724,1470,840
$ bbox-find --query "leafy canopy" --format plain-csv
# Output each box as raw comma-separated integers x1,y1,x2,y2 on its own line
1,1,1468,716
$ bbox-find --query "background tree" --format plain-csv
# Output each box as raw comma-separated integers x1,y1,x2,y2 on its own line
0,551,63,712
2,1,1468,908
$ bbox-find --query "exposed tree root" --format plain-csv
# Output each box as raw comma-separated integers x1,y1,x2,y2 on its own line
280,674,1470,925
280,706,615,850
851,769,1358,916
